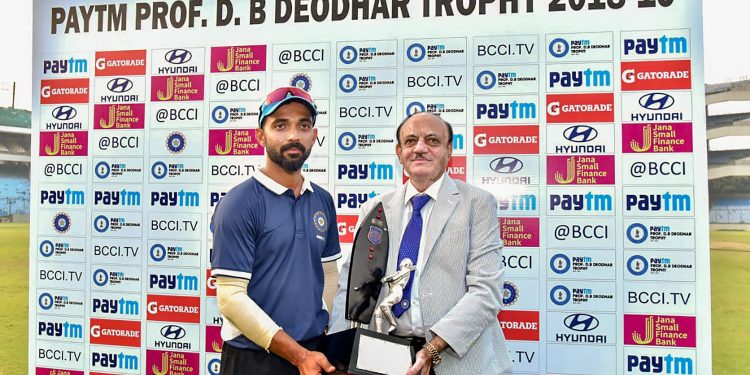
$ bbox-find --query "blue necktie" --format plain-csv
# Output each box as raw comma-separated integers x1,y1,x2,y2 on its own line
393,194,432,317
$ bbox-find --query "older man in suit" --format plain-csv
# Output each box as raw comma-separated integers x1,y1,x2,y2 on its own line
330,112,512,374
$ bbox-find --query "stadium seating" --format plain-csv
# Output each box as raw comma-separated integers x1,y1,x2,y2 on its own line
0,107,31,217
0,171,29,216
706,82,733,95
707,112,750,129
0,134,29,156
710,198,750,224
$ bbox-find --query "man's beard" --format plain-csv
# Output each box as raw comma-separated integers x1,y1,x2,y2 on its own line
266,141,311,173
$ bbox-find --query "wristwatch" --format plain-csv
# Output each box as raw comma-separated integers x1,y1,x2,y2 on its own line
423,342,442,367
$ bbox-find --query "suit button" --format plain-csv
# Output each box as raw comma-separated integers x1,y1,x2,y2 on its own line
400,300,410,309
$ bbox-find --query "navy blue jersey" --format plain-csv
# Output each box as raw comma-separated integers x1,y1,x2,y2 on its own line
211,172,341,350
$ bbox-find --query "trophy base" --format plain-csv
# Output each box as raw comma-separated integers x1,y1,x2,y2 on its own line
319,328,414,375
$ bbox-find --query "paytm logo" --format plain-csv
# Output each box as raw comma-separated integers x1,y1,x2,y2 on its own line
337,191,377,209
337,162,394,180
452,133,464,151
626,192,691,212
626,354,693,374
549,68,611,88
498,194,537,211
93,190,141,206
150,190,200,207
149,273,200,291
38,321,83,338
476,101,536,120
92,351,138,370
43,57,87,74
40,189,85,205
550,192,613,212
210,192,227,207
623,35,689,56
92,297,139,316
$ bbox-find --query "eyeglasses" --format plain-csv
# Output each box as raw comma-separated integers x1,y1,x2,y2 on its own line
261,87,314,107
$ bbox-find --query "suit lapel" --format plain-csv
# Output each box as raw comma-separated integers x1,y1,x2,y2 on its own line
421,177,459,267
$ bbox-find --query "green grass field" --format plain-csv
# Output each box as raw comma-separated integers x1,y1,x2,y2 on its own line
0,223,29,375
1,223,748,374
711,231,750,375
710,230,750,244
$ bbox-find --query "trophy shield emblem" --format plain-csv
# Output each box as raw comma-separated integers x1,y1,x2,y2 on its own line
367,226,383,245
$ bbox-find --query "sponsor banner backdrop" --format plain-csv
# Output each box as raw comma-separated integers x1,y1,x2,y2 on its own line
547,344,618,374
623,347,697,375
30,2,709,374
546,311,617,346
623,218,696,249
546,123,616,154
547,249,616,280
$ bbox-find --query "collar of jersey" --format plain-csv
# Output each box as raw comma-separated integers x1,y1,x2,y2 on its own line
255,169,314,196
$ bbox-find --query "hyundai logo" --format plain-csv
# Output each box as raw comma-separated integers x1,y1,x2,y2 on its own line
107,77,133,93
639,92,675,111
563,125,598,143
564,313,599,332
490,157,523,174
51,105,77,121
165,49,192,64
160,324,186,340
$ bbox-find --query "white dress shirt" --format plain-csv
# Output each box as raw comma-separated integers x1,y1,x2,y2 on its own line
392,173,445,337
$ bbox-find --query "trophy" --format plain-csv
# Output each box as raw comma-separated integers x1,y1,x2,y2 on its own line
373,258,416,334
319,202,415,375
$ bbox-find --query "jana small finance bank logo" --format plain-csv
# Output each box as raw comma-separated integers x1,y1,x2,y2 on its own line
625,315,696,348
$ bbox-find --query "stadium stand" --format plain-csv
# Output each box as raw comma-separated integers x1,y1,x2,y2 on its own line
707,112,750,130
0,166,29,216
706,80,750,225
0,106,30,128
0,106,30,221
707,198,750,227
710,198,750,224
706,79,750,105
708,150,750,165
